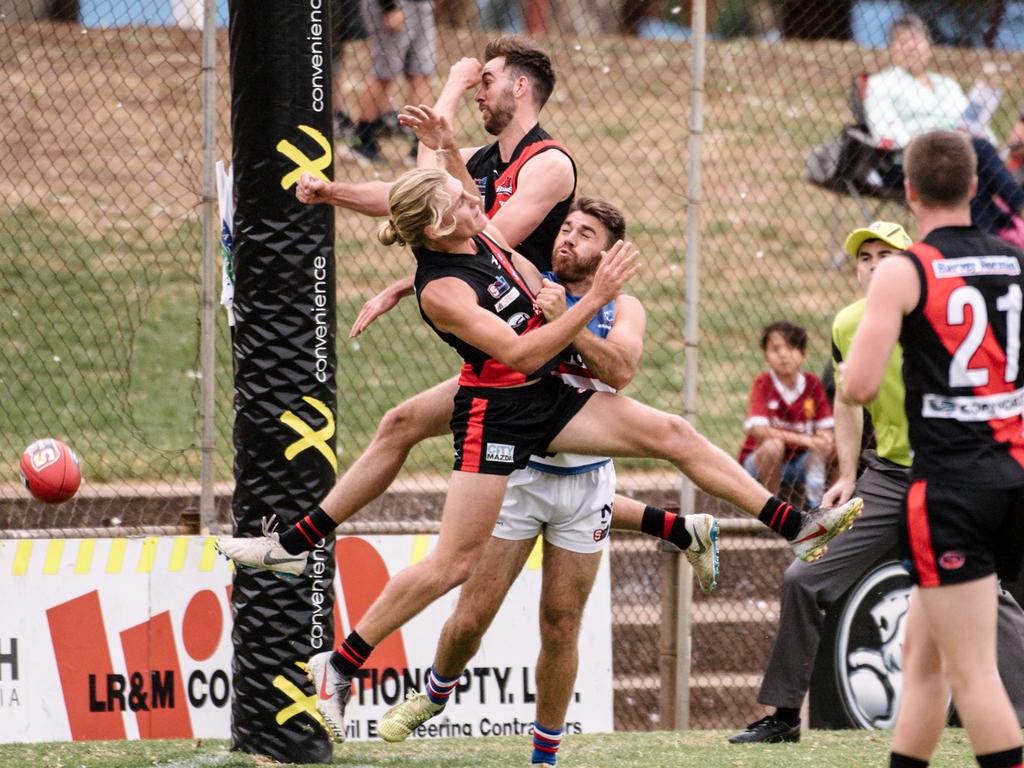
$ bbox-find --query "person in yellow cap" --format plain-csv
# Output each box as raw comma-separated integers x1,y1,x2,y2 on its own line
828,220,916,493
728,220,1024,745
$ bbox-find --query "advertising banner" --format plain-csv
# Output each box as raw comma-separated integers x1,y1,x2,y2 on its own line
0,534,613,744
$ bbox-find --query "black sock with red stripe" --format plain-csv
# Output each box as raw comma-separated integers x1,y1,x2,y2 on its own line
278,507,337,555
977,747,1023,768
889,754,929,768
640,505,693,550
758,496,803,541
331,631,374,677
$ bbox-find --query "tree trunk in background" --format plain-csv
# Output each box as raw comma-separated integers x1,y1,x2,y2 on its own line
984,0,1007,48
48,0,79,21
524,0,551,34
780,0,852,40
435,0,479,28
619,0,654,35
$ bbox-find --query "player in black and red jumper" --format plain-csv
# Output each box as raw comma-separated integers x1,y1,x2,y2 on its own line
262,165,862,741
843,129,1024,768
267,38,709,568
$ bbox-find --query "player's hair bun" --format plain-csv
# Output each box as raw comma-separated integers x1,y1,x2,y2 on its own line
377,219,406,247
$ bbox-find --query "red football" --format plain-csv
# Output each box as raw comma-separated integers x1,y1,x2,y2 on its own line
20,439,81,504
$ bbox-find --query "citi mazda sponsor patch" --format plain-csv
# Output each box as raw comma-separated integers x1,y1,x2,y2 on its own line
485,443,515,463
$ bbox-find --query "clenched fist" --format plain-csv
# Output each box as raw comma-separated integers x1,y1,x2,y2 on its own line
536,278,568,322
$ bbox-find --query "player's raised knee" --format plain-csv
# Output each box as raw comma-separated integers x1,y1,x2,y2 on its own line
376,400,429,446
648,414,704,460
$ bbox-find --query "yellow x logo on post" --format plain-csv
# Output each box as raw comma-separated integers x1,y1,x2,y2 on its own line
274,660,324,727
277,125,332,190
281,395,337,472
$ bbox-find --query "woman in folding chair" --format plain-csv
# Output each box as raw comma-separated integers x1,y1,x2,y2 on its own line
864,13,1024,247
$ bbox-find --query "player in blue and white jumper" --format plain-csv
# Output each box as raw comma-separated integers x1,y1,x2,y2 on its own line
373,195,659,766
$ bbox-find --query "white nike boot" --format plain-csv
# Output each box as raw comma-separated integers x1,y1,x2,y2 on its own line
307,650,353,742
684,513,720,593
215,515,309,576
791,498,863,562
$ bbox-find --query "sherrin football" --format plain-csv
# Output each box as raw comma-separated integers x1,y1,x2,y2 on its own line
20,438,81,504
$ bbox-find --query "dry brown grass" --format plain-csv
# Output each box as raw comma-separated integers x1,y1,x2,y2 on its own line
3,22,1023,480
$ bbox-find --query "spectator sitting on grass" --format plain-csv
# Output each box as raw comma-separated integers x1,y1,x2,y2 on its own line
738,321,833,507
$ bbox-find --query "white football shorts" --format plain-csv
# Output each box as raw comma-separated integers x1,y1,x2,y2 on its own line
492,461,615,553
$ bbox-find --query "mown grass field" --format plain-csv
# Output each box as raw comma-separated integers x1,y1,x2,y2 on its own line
3,23,1023,488
0,730,980,768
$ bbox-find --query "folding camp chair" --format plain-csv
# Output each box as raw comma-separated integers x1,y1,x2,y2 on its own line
806,73,905,268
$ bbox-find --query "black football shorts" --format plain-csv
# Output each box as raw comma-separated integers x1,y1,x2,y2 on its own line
900,479,1024,587
449,377,594,476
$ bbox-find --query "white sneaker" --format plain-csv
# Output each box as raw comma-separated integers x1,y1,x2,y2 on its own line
306,650,353,742
684,514,719,593
377,690,445,742
214,515,309,576
791,497,863,562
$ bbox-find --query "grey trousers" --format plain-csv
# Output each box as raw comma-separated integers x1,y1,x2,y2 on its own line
757,451,1024,723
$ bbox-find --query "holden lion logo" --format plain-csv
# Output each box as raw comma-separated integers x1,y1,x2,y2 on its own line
835,561,911,729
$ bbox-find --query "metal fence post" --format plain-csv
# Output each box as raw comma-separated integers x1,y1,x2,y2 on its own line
198,0,218,534
672,0,708,732
659,536,694,730
659,541,679,727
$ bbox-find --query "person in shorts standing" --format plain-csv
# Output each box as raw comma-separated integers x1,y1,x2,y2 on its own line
349,0,435,164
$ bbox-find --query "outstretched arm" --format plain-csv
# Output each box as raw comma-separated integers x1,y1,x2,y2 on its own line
295,173,391,217
418,57,484,170
349,276,416,338
421,242,641,374
400,105,481,204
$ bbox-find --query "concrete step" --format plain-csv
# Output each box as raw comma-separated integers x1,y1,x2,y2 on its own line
613,599,781,625
613,602,780,676
613,673,767,730
610,532,792,602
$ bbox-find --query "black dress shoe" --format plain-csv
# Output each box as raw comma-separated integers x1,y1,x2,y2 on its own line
728,715,801,743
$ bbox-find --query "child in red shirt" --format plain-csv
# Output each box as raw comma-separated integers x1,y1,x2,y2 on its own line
738,321,834,506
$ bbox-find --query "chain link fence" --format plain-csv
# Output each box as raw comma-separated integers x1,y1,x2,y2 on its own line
4,0,1024,731
0,18,231,530
693,0,1024,731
